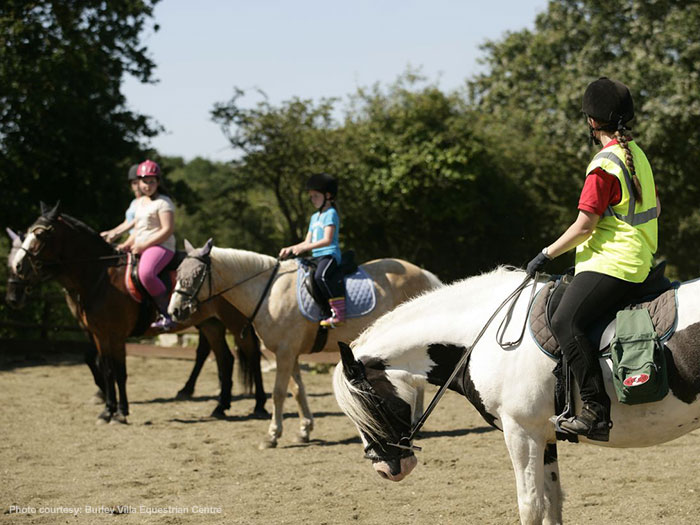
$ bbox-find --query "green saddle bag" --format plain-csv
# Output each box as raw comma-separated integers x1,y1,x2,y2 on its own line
610,309,668,405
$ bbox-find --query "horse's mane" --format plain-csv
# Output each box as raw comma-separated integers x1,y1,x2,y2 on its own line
352,265,526,358
210,247,277,278
55,213,116,254
335,265,525,440
333,366,396,442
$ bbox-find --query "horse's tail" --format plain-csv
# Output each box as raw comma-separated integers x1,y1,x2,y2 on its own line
236,327,262,395
421,269,443,290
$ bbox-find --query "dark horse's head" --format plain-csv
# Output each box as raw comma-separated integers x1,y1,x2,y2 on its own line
333,341,419,482
11,202,115,284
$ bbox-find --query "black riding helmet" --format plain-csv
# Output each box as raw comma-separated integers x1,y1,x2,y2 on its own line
306,173,338,199
582,77,634,131
127,163,139,181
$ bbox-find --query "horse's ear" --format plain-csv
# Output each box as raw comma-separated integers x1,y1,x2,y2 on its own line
47,201,60,220
184,239,195,254
40,201,48,215
202,238,214,256
5,227,19,242
338,341,365,382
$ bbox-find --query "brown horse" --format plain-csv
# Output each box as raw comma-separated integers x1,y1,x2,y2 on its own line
6,227,233,404
169,240,442,448
10,204,267,423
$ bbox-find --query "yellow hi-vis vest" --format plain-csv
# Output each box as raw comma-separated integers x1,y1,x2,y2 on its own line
575,141,658,283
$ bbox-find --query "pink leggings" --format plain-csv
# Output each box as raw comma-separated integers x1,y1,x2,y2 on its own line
138,245,174,297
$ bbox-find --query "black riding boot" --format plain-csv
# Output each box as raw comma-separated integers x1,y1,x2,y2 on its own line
150,293,176,332
558,401,612,441
558,336,612,442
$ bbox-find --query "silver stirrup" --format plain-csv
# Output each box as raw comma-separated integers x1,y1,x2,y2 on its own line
549,413,575,434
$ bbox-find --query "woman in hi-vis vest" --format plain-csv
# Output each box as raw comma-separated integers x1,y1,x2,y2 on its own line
526,78,661,442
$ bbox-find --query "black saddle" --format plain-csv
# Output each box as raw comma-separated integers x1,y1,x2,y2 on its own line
300,251,358,316
543,262,675,443
545,261,673,353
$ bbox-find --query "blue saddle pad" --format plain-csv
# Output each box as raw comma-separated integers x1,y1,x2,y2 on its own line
296,264,376,322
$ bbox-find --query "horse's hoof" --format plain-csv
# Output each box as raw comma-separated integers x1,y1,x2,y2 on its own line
295,433,310,444
258,439,277,450
175,388,193,400
251,408,270,420
110,413,128,425
96,410,112,424
90,390,105,404
210,406,226,419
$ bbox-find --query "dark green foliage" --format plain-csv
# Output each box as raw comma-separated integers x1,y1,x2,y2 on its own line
210,76,539,282
340,75,538,279
164,156,282,254
212,90,345,247
0,0,162,338
0,0,162,231
469,0,700,278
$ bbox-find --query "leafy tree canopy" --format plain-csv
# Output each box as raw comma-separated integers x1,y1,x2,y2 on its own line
469,0,700,277
0,0,162,231
211,74,538,281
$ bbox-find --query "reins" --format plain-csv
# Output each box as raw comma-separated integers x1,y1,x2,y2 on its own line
396,272,538,452
175,254,282,338
240,259,281,338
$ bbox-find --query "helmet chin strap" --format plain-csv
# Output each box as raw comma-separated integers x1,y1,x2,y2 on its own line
587,116,630,146
316,195,327,213
588,123,600,146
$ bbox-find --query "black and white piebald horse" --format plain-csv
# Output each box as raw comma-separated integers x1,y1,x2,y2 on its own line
334,266,700,524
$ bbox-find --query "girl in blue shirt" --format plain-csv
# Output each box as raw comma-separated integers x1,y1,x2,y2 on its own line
279,173,346,327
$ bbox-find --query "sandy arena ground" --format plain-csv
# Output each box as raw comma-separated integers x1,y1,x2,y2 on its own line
2,344,700,524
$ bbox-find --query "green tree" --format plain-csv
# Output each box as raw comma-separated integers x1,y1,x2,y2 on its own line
212,89,348,249
469,0,700,277
0,0,161,231
211,76,537,282
340,74,537,280
164,156,281,255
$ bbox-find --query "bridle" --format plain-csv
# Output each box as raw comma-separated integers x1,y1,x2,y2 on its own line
173,255,213,314
348,361,422,461
16,218,124,279
353,272,538,460
173,252,281,337
16,222,57,277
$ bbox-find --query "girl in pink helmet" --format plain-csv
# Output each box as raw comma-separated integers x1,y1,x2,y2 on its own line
117,159,177,330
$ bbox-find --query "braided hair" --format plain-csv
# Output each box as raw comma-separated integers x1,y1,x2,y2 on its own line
614,127,642,204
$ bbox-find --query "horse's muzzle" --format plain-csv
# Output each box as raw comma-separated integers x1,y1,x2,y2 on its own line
169,302,192,322
372,454,417,482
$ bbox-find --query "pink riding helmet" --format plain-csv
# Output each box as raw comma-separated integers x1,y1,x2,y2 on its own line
137,159,161,178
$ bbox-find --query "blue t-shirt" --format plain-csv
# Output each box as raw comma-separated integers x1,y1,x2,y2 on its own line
125,198,138,234
308,207,341,262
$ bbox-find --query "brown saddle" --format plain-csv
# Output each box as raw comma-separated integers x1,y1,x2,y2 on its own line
529,262,678,358
124,251,187,337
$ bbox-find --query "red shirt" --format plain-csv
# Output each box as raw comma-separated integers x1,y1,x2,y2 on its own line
578,167,622,216
578,139,622,216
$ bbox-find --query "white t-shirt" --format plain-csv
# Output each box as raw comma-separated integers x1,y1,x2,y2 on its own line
133,194,176,251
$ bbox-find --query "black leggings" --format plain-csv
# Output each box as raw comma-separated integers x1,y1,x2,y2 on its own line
313,255,344,299
550,271,639,412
